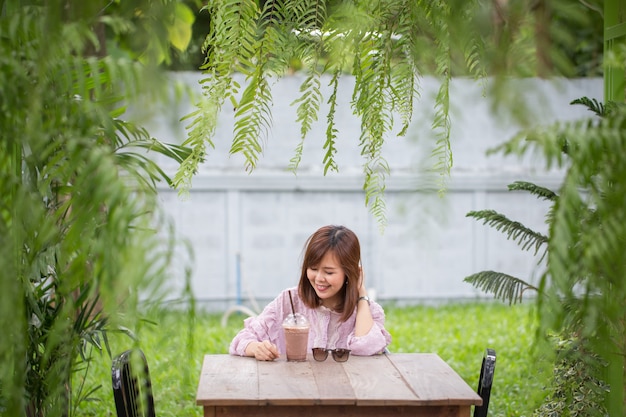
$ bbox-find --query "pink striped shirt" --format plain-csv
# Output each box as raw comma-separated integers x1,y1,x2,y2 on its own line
229,287,392,357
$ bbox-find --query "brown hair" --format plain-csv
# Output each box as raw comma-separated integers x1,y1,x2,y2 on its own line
298,225,361,322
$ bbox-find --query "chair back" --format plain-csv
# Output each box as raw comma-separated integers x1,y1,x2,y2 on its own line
474,348,496,417
112,349,156,417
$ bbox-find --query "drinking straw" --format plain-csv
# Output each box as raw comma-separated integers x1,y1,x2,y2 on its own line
288,290,296,323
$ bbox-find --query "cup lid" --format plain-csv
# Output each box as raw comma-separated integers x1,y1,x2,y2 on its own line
282,313,309,327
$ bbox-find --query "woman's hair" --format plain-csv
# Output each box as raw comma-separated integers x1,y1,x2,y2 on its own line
298,225,361,322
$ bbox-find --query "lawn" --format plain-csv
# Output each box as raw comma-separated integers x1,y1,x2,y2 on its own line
74,301,551,417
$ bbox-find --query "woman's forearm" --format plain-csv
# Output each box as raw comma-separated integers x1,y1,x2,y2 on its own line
354,296,374,337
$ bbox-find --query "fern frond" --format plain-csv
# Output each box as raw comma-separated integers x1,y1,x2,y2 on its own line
570,96,606,117
429,1,452,192
288,71,321,173
322,69,340,175
178,0,261,188
174,86,223,190
287,0,326,173
507,181,558,202
204,0,259,77
430,83,452,193
230,71,273,171
464,271,538,305
363,158,389,231
466,209,549,255
380,0,417,137
259,0,295,76
349,8,398,228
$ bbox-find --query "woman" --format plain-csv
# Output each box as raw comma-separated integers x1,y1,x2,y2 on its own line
229,225,391,361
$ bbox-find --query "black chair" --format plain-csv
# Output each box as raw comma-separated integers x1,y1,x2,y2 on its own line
111,349,156,417
474,348,496,417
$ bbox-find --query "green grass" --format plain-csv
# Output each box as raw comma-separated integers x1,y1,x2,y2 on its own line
74,302,552,417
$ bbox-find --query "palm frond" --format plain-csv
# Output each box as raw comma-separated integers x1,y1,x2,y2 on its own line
467,209,549,255
464,271,538,305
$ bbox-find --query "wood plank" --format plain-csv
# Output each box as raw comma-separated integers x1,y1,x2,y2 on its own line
257,356,320,405
341,354,419,406
310,357,355,405
388,353,482,406
214,405,468,417
196,355,259,406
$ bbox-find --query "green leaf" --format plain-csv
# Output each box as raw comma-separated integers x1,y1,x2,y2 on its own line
168,3,196,52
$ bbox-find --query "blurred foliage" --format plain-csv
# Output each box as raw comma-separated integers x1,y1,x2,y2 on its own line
0,1,194,416
466,93,626,416
168,0,604,77
534,337,609,417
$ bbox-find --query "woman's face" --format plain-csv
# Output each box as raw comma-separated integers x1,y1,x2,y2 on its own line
307,250,346,309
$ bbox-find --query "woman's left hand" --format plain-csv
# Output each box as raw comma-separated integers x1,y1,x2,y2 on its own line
358,266,367,297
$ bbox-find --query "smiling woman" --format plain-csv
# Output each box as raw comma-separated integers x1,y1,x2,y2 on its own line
228,225,392,361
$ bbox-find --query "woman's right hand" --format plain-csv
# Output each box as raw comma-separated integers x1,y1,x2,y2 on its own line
245,340,280,361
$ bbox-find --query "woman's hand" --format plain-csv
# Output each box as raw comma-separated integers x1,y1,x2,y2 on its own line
354,265,374,336
245,340,280,361
358,266,368,297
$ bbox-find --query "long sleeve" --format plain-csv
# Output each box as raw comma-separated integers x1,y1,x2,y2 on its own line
228,287,391,357
229,295,284,356
344,301,391,356
229,287,305,356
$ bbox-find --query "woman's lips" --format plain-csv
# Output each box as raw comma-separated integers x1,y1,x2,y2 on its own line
316,284,329,292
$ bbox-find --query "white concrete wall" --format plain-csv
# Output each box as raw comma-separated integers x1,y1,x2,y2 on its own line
141,73,603,311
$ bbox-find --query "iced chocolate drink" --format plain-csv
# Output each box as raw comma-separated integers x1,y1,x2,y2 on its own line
282,313,310,361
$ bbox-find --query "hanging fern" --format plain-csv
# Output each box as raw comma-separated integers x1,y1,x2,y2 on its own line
230,69,273,171
289,72,321,171
322,68,340,175
507,181,558,202
429,1,453,193
353,33,394,227
180,0,576,226
287,0,326,173
180,0,473,224
464,271,538,305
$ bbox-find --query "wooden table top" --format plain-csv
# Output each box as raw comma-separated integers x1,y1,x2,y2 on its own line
196,353,482,408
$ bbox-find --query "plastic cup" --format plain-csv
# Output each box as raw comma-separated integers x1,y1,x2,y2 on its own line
282,313,310,362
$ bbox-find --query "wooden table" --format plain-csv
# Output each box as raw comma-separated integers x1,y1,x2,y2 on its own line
196,353,482,417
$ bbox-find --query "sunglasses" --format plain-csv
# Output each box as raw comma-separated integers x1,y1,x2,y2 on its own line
312,348,351,362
